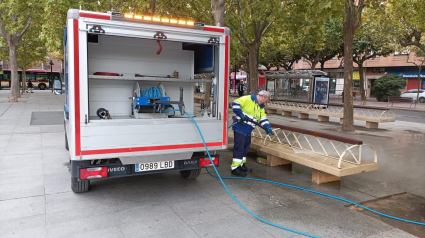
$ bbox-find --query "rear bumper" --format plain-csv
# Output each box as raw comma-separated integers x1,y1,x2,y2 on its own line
71,154,219,181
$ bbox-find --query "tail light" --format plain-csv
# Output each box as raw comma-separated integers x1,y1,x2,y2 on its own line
199,157,219,167
80,167,108,180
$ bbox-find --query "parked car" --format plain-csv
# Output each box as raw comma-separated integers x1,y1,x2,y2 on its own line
401,89,425,103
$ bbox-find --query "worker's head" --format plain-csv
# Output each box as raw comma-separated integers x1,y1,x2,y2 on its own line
257,90,271,105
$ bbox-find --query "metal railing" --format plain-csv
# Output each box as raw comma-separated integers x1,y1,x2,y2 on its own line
266,100,395,121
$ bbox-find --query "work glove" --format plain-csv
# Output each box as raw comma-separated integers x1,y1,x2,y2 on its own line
238,113,249,122
265,127,274,136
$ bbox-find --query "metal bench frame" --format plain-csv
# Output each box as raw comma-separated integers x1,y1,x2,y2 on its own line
251,123,377,169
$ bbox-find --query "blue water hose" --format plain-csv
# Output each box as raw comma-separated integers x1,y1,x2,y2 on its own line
141,86,162,98
184,111,425,238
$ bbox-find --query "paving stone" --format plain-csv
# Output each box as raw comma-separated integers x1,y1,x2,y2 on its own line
168,196,239,226
0,196,45,221
366,228,418,238
0,214,46,238
44,172,72,195
190,215,275,238
144,226,200,238
0,178,44,200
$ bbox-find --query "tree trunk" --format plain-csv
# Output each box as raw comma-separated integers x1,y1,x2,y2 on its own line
342,3,355,131
21,42,27,94
151,0,155,16
204,0,226,108
321,62,324,71
8,43,19,103
308,61,318,103
211,0,225,27
417,67,422,104
248,43,260,94
359,63,366,105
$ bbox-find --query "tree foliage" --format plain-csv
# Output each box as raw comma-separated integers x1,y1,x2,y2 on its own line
302,18,344,71
351,9,395,104
0,25,47,69
259,34,303,71
42,0,212,60
226,0,288,94
386,0,425,52
0,0,43,102
372,74,406,102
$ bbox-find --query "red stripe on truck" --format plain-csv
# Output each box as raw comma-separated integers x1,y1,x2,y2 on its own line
223,35,229,146
74,19,81,157
81,142,223,156
203,26,225,33
79,12,111,20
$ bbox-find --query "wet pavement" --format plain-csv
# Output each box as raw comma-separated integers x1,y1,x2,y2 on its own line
350,193,425,238
0,90,424,237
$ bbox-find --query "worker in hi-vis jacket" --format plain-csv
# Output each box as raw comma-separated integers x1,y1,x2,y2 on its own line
231,90,274,177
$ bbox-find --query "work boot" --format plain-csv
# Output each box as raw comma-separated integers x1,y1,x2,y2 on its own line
241,164,252,173
231,166,247,177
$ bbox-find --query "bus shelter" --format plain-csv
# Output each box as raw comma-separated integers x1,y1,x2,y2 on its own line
264,70,327,102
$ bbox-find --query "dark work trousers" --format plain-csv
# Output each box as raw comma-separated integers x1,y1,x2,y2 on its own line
233,131,251,162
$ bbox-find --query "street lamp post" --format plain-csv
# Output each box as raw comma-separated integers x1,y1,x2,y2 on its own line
49,60,54,92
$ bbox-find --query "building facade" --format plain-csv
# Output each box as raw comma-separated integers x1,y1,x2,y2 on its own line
293,52,425,97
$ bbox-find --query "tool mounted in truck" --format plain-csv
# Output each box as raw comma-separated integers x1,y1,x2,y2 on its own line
147,87,185,115
132,83,185,118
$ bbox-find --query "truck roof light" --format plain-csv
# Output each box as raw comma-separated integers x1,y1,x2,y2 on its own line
117,13,200,27
80,167,108,180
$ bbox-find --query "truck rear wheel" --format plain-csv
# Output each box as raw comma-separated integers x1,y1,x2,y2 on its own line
180,169,201,179
71,177,90,193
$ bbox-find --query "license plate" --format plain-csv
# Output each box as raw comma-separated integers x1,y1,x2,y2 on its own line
135,161,174,172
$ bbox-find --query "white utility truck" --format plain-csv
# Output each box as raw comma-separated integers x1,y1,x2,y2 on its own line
59,9,230,193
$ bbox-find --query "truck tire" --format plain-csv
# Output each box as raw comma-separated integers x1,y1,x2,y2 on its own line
39,84,46,90
180,169,201,179
65,133,69,151
71,177,90,193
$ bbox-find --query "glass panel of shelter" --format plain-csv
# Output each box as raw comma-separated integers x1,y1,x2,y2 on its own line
273,78,309,101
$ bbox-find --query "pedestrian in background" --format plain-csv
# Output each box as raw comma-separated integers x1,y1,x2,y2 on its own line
237,81,244,97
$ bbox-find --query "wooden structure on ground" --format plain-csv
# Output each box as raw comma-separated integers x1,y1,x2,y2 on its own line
265,100,396,129
228,122,378,184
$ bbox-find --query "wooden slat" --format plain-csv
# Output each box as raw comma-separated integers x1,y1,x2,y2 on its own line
269,123,363,145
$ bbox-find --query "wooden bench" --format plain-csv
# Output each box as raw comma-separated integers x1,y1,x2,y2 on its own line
387,96,414,108
228,122,379,184
266,99,395,129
